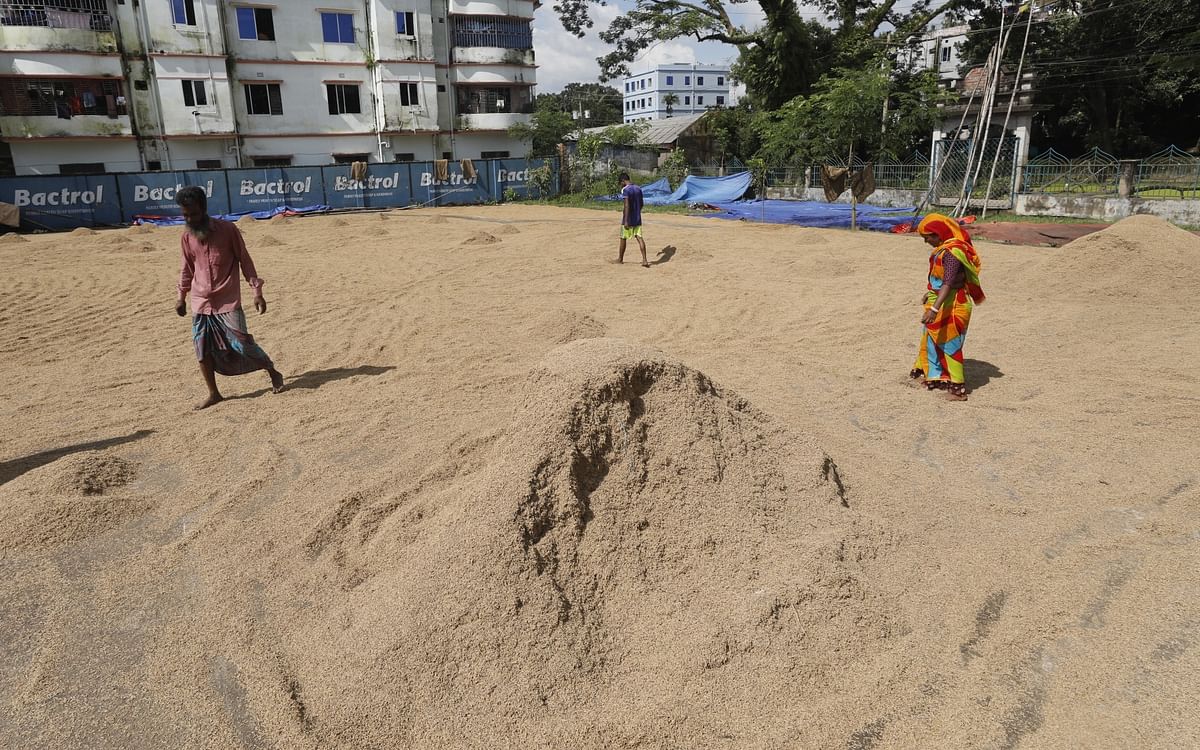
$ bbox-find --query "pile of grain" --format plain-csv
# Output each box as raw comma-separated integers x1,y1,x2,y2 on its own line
1053,214,1200,298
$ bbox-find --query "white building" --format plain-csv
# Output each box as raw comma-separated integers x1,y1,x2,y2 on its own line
0,0,535,175
896,24,970,91
622,63,731,123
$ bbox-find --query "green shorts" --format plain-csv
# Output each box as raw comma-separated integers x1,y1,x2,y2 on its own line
621,226,643,239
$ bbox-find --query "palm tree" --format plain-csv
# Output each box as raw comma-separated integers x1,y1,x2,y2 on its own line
663,93,679,118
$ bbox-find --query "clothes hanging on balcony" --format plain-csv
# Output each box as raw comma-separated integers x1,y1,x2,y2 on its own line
434,159,449,182
459,159,476,180
81,91,97,110
350,161,368,182
820,165,847,202
55,99,72,120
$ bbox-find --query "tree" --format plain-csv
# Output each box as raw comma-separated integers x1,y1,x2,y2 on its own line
509,95,576,156
753,64,949,166
663,93,679,117
958,0,1200,154
508,83,625,156
557,82,624,128
550,0,975,108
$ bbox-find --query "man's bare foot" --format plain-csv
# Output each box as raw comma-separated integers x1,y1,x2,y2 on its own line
641,262,651,268
195,393,223,410
607,259,623,264
269,369,285,394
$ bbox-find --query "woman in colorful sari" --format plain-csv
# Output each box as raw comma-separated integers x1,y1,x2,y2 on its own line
909,213,985,401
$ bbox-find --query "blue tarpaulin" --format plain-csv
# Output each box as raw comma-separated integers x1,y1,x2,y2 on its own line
650,172,753,205
134,205,330,226
702,200,916,231
598,173,752,204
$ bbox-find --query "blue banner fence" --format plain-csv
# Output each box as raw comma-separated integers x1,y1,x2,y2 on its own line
0,157,560,231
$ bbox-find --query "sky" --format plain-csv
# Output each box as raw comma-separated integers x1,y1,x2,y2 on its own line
531,0,927,94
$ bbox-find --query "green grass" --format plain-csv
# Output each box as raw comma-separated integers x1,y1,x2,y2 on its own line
973,212,1110,225
518,193,694,216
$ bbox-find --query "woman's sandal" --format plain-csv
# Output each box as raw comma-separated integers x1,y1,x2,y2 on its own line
946,383,969,401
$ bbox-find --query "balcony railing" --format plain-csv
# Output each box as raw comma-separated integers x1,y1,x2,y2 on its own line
0,0,111,31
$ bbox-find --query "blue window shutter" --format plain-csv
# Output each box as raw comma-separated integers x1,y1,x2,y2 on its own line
172,0,186,23
396,11,406,33
236,7,256,39
339,14,354,42
321,13,338,42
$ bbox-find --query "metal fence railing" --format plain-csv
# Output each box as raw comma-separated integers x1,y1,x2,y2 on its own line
1135,146,1200,199
764,154,931,192
1021,145,1199,199
1022,148,1119,195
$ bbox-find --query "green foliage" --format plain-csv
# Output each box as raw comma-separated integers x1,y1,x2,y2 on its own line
661,148,689,189
508,103,575,158
556,83,624,128
503,187,520,202
752,64,951,166
528,164,555,198
958,0,1200,154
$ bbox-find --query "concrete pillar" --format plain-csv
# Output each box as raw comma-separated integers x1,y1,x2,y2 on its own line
1118,160,1138,198
1012,125,1029,193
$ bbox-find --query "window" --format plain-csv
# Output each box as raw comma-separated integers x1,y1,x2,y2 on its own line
716,95,725,105
394,153,415,162
59,162,105,175
683,95,690,104
181,80,207,107
640,79,646,90
398,82,419,106
457,86,528,115
333,153,370,164
941,46,951,62
481,150,509,158
684,76,690,85
171,0,196,25
396,11,415,35
697,95,704,105
666,75,673,85
197,159,222,169
321,12,354,43
717,76,724,85
436,84,446,92
452,15,532,49
236,7,275,41
327,83,361,115
0,77,123,117
441,151,452,159
251,155,292,167
146,160,163,170
625,82,630,92
697,76,704,85
244,83,282,115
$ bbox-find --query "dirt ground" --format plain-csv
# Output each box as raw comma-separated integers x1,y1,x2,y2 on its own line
1,206,1197,749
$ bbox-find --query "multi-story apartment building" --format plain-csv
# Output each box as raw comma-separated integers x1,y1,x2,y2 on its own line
0,0,535,175
622,63,730,123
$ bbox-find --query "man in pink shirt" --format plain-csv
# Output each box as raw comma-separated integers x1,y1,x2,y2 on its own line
173,186,284,409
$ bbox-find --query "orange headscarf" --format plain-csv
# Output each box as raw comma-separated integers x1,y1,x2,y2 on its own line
917,212,973,247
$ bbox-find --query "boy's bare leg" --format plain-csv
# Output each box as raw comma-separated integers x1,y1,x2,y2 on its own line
196,355,223,410
616,237,627,263
637,236,649,267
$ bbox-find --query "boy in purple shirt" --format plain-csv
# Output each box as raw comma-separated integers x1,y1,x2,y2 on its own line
616,173,649,267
